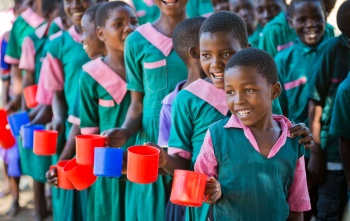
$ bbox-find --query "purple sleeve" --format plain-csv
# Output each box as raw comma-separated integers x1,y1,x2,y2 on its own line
158,103,172,146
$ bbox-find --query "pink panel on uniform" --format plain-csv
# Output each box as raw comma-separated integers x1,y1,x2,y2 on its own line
81,127,100,135
52,17,64,30
136,10,146,17
4,55,19,65
143,0,154,7
277,41,294,51
19,37,35,72
21,8,45,28
98,99,115,107
168,147,192,160
284,76,307,90
68,26,82,43
68,115,80,125
143,59,166,69
35,23,49,39
44,53,64,91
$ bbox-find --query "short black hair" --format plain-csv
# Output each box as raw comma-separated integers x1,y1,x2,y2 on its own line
84,3,104,23
289,0,325,15
173,17,206,64
95,1,131,27
199,11,248,47
337,0,350,37
42,0,60,19
225,48,278,84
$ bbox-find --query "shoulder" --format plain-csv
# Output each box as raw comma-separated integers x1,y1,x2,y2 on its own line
338,77,350,94
275,45,294,62
208,117,230,133
125,28,144,45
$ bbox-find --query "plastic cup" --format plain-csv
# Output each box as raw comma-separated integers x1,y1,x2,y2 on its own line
23,85,38,108
75,135,105,166
50,160,75,190
63,158,97,190
33,130,58,156
21,124,44,149
93,147,123,177
0,109,8,128
0,127,16,149
127,145,160,184
7,111,30,136
170,170,208,207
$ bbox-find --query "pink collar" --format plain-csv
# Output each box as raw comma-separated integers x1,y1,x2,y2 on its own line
143,0,154,7
21,8,45,28
52,17,64,31
184,79,229,115
68,26,82,43
35,22,49,38
82,57,127,104
136,23,173,57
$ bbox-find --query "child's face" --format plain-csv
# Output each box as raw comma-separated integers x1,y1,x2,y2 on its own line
229,0,256,32
98,6,138,52
290,2,325,47
211,0,230,12
200,32,247,89
64,0,92,26
154,0,188,16
255,0,284,27
82,14,105,59
225,66,280,128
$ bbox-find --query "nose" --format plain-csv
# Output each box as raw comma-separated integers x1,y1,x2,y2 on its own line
233,93,245,105
210,56,224,69
124,22,136,33
305,19,317,27
71,0,82,9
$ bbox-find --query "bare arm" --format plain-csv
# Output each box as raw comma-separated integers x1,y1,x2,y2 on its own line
30,104,53,125
288,212,303,221
58,124,80,161
5,64,22,113
339,137,350,189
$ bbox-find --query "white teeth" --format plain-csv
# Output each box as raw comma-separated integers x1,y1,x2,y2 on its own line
237,110,251,116
162,0,176,5
212,73,224,79
73,12,83,16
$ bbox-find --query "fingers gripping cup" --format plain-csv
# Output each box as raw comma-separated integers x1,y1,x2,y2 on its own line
23,85,39,108
94,147,123,177
127,145,160,184
50,160,75,190
170,170,208,207
33,130,58,155
7,111,30,136
76,135,105,166
63,158,97,190
22,124,45,149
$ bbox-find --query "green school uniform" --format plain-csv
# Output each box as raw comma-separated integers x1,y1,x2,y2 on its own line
259,12,335,57
125,22,187,220
329,73,350,139
186,0,214,17
248,24,262,48
132,0,160,24
48,17,63,36
309,34,350,163
79,57,136,221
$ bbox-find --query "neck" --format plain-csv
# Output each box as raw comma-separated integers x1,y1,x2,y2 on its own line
153,12,187,37
249,112,276,132
32,0,43,17
182,60,206,88
103,49,125,80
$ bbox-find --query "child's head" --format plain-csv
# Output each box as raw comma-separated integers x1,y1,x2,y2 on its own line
95,1,138,53
13,0,24,17
82,3,106,59
337,0,350,39
199,11,250,89
154,0,188,17
64,0,92,27
255,0,286,27
323,0,336,17
173,17,206,65
229,0,257,34
211,0,230,12
289,0,326,47
42,0,60,22
224,48,281,127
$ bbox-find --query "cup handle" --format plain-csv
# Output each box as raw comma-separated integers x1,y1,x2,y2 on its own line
203,194,210,202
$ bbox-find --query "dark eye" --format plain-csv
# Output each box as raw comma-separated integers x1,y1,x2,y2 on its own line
223,52,231,57
226,90,234,95
245,89,254,92
116,22,123,27
201,54,210,58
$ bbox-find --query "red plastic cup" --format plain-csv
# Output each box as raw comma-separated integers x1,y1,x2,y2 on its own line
0,109,8,128
0,126,16,149
33,130,58,156
170,170,209,207
50,160,75,190
63,158,97,190
75,134,105,166
127,145,160,184
23,85,38,108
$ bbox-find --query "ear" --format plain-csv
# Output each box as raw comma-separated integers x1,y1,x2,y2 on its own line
288,15,294,28
188,47,200,59
96,26,105,42
244,42,252,48
271,82,282,100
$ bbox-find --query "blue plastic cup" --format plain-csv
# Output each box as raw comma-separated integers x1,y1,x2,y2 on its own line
7,112,30,136
93,147,123,177
21,124,45,149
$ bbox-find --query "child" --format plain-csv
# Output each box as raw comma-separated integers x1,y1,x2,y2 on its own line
308,1,350,219
255,0,285,28
211,0,230,11
274,0,327,219
126,0,160,24
195,48,311,220
78,2,137,220
228,0,259,48
102,0,188,220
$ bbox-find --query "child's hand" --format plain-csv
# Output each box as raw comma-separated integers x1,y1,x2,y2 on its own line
101,128,129,148
204,177,222,205
144,142,169,168
122,151,128,174
289,123,314,149
46,119,64,135
46,168,58,187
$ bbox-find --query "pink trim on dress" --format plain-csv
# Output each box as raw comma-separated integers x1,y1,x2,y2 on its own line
284,76,307,90
184,79,228,115
36,57,54,105
44,53,64,91
168,147,192,160
277,41,294,52
21,8,45,29
83,57,127,104
98,99,115,107
136,23,173,57
68,115,80,125
81,127,100,135
331,78,344,83
202,12,213,18
144,59,166,69
49,31,63,41
52,17,64,31
136,10,146,17
143,0,154,7
19,37,36,72
35,23,49,39
4,55,19,65
68,26,82,43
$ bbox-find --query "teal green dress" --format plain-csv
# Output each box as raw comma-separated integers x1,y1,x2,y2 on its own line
44,26,91,221
186,0,214,17
131,0,160,24
79,57,136,221
308,34,350,163
248,24,262,48
125,22,187,220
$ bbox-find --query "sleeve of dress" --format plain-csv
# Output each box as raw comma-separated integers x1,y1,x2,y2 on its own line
158,103,172,147
67,89,80,126
4,19,21,64
125,34,144,93
44,39,64,91
19,36,35,72
259,24,279,57
35,57,54,105
275,54,288,113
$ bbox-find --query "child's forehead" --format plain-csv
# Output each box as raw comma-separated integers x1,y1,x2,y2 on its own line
255,0,284,6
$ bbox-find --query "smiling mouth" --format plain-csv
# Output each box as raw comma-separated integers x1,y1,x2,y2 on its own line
304,29,319,39
162,0,178,6
236,110,251,117
211,72,224,79
72,12,84,17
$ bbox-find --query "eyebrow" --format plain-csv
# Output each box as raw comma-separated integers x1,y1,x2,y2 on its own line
112,17,137,21
200,48,235,52
241,81,258,85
